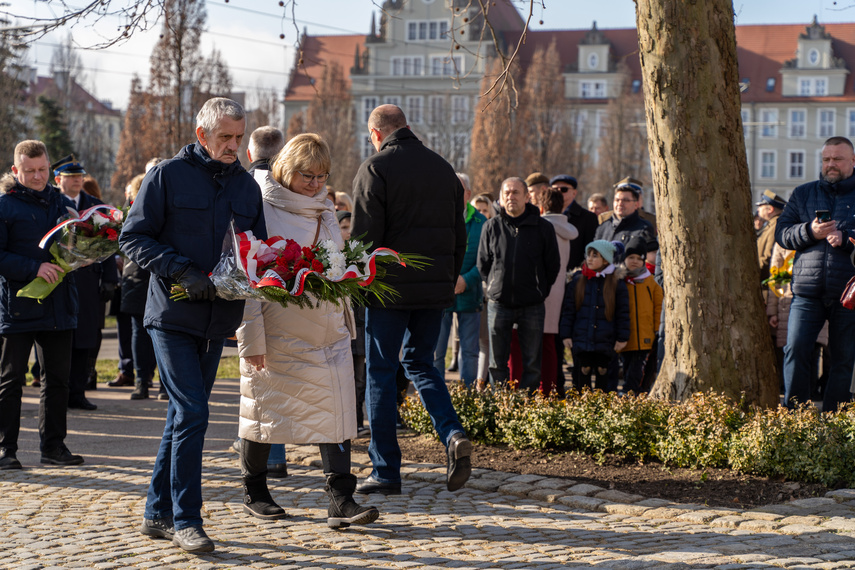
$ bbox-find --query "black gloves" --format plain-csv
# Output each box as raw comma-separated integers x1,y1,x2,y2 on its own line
99,282,116,303
172,264,216,302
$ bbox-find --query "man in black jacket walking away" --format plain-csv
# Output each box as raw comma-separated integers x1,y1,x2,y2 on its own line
351,104,472,496
477,177,560,393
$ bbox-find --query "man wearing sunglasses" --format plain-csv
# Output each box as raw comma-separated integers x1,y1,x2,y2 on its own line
551,174,598,270
594,177,656,263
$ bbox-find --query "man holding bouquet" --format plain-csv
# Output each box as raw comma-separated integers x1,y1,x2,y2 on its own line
0,140,84,470
120,97,266,553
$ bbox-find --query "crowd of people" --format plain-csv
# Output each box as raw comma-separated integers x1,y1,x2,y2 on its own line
1,96,854,554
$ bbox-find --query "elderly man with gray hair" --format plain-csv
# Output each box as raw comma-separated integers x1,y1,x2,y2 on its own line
246,125,285,175
120,97,267,553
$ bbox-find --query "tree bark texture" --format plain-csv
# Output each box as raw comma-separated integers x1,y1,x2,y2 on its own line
636,0,778,406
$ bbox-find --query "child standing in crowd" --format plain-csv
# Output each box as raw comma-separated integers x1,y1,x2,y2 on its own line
618,236,663,394
560,240,630,392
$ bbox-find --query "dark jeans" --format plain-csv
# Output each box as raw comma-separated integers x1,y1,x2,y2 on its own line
131,315,156,381
784,295,855,411
0,330,73,454
143,327,224,531
620,350,650,394
117,312,134,378
365,307,465,483
68,347,90,404
353,354,366,427
487,300,545,392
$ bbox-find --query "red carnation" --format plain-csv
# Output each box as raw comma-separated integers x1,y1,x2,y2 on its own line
294,259,310,272
105,228,118,241
311,259,324,273
301,246,315,261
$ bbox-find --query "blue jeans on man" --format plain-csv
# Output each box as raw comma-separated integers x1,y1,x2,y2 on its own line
433,310,481,387
784,295,855,411
143,327,225,531
487,300,545,392
365,307,466,483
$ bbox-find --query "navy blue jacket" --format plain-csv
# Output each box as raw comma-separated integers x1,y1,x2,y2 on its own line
0,177,78,333
594,210,656,263
478,203,560,308
119,143,266,339
775,173,855,301
559,270,630,353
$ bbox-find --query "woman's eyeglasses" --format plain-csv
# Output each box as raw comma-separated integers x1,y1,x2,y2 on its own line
298,171,330,184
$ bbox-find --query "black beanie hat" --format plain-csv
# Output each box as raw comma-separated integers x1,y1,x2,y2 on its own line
624,235,648,259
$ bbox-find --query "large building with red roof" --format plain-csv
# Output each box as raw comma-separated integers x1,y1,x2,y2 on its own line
284,1,855,202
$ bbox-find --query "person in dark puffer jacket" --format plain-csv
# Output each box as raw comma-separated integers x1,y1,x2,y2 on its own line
0,140,83,470
560,240,630,393
776,135,855,411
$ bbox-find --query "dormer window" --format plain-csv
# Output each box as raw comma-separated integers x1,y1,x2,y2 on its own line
766,77,776,92
588,52,599,70
808,48,820,66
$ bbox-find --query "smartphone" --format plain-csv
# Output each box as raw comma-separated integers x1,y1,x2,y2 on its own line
815,210,831,223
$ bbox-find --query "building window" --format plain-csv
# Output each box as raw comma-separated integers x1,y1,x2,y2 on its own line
391,56,423,76
789,109,806,138
573,110,589,137
766,77,776,92
428,96,445,124
789,151,805,179
384,96,400,107
596,110,608,138
848,109,855,137
580,80,606,99
451,95,469,124
362,97,377,123
819,109,835,137
797,77,830,96
430,55,463,76
760,109,778,138
740,109,749,136
760,151,776,179
809,48,820,66
406,96,423,124
631,79,641,93
407,19,449,41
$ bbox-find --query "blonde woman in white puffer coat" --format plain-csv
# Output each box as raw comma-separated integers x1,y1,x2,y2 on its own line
235,133,378,529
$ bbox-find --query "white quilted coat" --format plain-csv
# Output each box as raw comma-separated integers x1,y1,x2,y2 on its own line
236,170,357,444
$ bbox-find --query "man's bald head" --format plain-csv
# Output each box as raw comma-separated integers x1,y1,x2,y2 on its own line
367,104,407,138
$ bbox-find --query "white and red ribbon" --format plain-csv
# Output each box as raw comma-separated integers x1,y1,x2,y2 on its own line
39,204,122,249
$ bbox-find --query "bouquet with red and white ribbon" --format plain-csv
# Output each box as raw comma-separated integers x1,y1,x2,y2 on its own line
17,204,125,301
171,222,428,309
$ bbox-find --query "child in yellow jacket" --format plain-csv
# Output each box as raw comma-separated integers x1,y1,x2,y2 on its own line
619,236,663,393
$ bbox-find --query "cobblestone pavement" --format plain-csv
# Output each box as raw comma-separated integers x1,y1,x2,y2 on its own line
3,380,855,569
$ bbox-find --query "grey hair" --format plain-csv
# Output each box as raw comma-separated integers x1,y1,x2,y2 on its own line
196,97,245,134
248,126,285,161
456,172,471,192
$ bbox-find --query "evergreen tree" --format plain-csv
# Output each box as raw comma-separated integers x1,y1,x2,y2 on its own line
35,95,74,163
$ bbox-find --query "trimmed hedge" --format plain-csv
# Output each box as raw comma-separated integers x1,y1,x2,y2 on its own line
399,385,855,487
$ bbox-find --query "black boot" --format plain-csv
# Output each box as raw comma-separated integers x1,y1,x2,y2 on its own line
130,377,149,400
242,473,287,519
326,473,380,529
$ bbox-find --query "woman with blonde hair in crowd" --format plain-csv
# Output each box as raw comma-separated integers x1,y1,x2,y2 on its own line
334,191,353,212
236,133,379,528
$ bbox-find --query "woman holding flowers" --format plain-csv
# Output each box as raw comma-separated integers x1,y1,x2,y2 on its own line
235,133,379,528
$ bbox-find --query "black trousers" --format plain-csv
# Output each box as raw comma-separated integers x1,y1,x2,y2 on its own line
0,330,73,454
241,439,351,478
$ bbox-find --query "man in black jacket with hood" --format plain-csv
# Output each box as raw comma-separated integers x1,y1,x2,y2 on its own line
477,177,560,393
351,104,472,496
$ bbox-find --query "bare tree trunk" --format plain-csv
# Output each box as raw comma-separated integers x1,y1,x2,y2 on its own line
636,0,778,406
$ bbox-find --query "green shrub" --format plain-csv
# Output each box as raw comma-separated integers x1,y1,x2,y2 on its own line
728,404,854,487
656,392,745,469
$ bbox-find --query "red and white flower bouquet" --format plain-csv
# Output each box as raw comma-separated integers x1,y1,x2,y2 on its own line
17,204,125,301
172,222,427,309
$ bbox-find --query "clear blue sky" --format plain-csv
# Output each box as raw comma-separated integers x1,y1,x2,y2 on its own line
2,0,852,109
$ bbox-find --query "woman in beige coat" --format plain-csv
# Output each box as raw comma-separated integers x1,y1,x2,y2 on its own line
236,133,378,529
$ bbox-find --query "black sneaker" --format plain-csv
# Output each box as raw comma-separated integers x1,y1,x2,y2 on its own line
0,450,22,470
40,445,84,466
173,525,214,553
140,517,175,539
